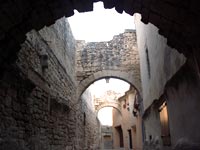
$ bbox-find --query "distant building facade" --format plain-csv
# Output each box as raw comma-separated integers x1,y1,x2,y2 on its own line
113,87,143,150
100,125,113,149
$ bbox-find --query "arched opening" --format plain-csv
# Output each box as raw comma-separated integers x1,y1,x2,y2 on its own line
81,78,131,124
1,1,200,150
80,78,143,149
0,0,197,69
77,71,142,100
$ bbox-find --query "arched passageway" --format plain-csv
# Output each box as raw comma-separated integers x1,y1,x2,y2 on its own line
83,77,142,150
1,1,200,150
1,0,200,70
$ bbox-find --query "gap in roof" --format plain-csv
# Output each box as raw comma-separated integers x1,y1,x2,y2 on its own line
68,2,135,42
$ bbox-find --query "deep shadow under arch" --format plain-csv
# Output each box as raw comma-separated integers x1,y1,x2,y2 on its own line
1,0,200,70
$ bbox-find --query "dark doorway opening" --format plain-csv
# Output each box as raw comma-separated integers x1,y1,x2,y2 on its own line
115,126,124,147
128,129,133,149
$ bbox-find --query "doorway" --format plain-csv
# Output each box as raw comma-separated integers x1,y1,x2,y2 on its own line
128,129,133,149
115,126,124,147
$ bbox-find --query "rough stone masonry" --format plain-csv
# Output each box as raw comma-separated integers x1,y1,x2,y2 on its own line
0,17,140,150
76,29,140,83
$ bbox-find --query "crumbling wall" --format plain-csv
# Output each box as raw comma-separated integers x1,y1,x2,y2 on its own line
39,17,76,81
76,30,140,85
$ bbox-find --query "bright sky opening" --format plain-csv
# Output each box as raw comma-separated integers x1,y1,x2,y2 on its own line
68,2,135,42
98,107,113,126
90,78,130,98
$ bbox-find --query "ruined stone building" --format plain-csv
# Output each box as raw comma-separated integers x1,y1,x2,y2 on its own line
1,0,200,150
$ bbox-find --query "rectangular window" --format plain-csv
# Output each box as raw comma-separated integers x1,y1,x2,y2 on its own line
159,102,171,146
145,48,151,79
83,112,86,126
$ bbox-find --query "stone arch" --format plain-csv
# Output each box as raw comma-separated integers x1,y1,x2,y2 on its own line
0,0,199,70
0,0,200,68
95,102,121,114
77,70,141,100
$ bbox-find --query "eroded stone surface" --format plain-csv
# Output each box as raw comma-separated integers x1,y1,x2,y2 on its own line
0,18,100,150
76,30,140,82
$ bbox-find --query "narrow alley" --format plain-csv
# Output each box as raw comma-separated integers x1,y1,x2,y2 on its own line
0,1,200,150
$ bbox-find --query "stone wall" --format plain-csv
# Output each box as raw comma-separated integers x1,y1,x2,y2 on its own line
39,17,76,81
101,126,113,149
135,13,185,149
135,13,200,149
135,14,186,110
165,60,200,146
135,14,185,144
0,47,76,150
78,87,101,150
0,18,99,150
76,30,140,85
142,57,200,150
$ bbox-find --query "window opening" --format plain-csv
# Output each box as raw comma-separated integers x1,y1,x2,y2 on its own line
146,48,151,79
